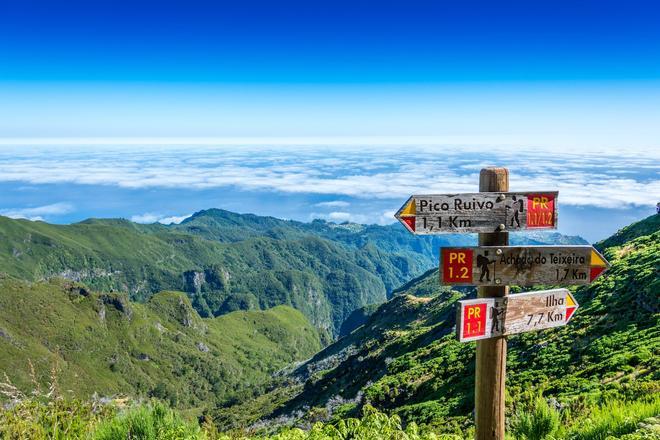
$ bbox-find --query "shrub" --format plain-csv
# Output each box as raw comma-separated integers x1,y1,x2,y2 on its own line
510,395,560,440
265,405,462,439
92,401,202,440
0,363,112,439
566,395,660,440
0,398,107,440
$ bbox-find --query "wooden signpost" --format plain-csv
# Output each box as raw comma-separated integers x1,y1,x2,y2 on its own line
394,191,558,234
395,167,610,440
440,245,610,286
456,288,579,342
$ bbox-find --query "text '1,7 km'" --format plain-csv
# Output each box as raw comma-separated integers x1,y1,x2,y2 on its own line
456,288,579,342
395,192,558,234
440,245,610,286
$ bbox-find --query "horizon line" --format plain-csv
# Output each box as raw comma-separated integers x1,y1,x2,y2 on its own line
0,136,657,155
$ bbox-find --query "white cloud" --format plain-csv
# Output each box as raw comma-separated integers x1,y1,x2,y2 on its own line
379,210,397,225
327,212,352,222
130,213,191,224
130,213,161,224
309,209,396,226
0,202,74,221
158,214,192,225
314,200,350,208
0,146,657,210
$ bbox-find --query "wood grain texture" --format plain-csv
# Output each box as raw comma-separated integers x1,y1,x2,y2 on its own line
476,167,508,440
456,289,578,342
440,245,608,286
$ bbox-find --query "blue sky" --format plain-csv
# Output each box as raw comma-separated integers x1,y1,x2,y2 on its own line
0,1,658,240
2,0,659,83
1,0,659,141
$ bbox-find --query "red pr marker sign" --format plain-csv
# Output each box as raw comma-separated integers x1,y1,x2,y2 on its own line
462,303,487,338
526,193,556,228
442,248,473,283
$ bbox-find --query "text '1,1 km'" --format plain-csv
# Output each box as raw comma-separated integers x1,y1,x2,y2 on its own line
394,192,558,234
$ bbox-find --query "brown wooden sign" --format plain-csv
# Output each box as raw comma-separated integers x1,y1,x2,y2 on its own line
440,245,609,286
456,288,579,342
395,192,558,234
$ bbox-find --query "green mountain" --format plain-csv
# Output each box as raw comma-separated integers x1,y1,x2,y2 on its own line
0,275,320,410
218,214,659,433
0,213,402,338
0,210,586,338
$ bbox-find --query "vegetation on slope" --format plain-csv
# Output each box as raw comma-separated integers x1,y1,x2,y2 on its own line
0,210,587,338
2,393,658,439
0,214,655,439
216,215,658,434
0,276,320,409
0,215,392,337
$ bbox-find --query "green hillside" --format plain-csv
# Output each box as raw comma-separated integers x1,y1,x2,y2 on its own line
217,214,659,433
0,210,585,338
0,276,321,410
0,215,393,337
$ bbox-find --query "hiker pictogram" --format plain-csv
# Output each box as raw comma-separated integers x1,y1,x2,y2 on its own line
477,251,495,282
507,195,524,228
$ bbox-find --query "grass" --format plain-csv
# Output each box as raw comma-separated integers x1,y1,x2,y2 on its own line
565,395,660,440
0,277,321,411
227,215,659,431
93,402,202,440
1,393,658,439
510,394,561,440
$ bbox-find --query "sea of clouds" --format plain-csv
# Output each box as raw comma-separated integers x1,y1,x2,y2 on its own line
0,143,657,240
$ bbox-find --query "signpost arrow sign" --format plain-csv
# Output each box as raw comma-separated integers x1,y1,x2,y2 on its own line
440,245,610,286
456,288,579,342
395,192,558,234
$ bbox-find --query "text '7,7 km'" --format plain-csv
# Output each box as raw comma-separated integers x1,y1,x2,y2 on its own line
456,288,579,342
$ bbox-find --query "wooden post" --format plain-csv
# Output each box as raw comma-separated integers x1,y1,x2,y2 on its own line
475,167,509,440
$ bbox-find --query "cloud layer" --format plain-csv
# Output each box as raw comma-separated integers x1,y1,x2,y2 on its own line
0,145,657,211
